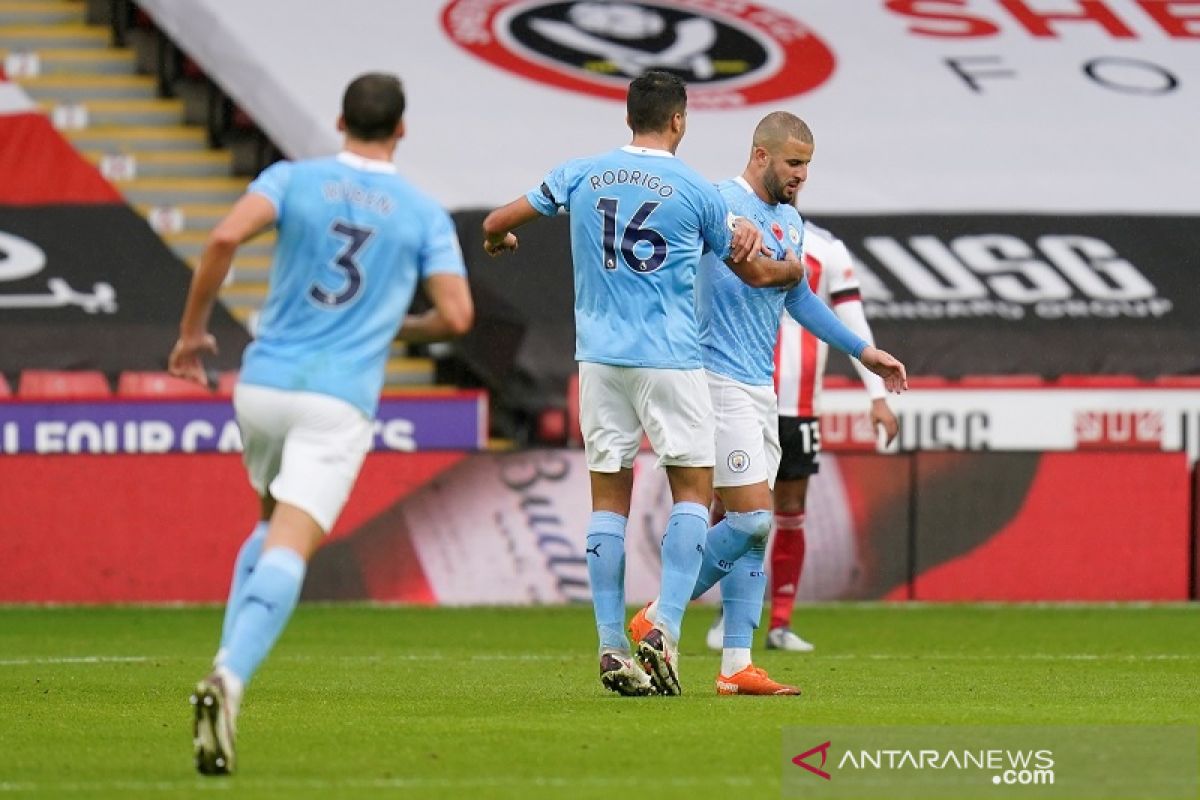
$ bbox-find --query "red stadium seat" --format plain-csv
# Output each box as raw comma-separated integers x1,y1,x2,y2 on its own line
216,370,240,397
822,375,855,389
566,372,582,447
536,407,567,445
18,370,111,399
1153,375,1200,388
959,374,1047,388
1055,374,1144,388
905,376,951,388
117,371,212,398
0,373,10,398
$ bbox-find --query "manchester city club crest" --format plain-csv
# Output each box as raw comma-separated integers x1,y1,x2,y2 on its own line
727,450,750,473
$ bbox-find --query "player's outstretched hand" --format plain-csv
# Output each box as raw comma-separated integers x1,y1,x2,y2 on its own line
168,332,218,387
871,398,900,445
860,346,908,394
728,216,763,263
484,232,519,256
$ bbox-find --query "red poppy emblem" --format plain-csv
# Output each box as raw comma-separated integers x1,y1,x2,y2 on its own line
771,222,785,241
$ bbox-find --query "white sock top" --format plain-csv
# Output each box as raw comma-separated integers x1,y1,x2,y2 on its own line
721,647,752,677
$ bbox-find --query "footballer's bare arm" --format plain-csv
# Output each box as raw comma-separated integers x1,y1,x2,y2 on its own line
482,197,540,256
859,346,909,394
398,274,474,342
170,193,276,385
727,246,805,289
726,216,763,264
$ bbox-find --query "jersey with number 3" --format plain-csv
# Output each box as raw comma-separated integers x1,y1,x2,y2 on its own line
239,152,466,416
526,145,732,369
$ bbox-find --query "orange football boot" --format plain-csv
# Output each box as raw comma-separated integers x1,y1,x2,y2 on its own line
715,664,801,696
628,601,654,643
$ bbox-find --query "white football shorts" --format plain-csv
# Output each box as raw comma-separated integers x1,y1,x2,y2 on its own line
708,370,781,489
234,383,374,533
578,362,715,472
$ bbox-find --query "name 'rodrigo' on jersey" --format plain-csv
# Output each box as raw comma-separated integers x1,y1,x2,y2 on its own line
526,145,732,370
238,152,466,417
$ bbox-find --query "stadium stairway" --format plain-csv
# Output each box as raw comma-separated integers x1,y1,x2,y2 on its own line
0,0,434,387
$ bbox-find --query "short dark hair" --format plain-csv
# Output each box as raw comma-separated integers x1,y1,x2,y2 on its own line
626,70,686,134
342,73,405,141
753,111,814,150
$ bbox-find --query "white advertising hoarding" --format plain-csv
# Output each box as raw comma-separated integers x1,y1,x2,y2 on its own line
136,0,1200,212
819,384,1200,462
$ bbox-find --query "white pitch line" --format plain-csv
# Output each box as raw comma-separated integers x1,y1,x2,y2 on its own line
278,652,568,663
817,653,1200,662
0,653,568,667
3,652,1195,669
0,656,150,667
796,601,1200,611
336,652,1200,663
0,774,758,793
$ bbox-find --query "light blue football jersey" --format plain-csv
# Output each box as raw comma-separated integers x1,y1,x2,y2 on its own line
697,177,866,385
526,145,732,369
238,152,466,416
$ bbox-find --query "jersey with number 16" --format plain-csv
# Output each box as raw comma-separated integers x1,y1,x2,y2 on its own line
526,145,733,370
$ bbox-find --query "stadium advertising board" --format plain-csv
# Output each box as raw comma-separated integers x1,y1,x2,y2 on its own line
0,393,488,454
137,0,1198,213
904,451,1191,601
1195,466,1200,596
818,384,1200,462
1,449,1189,603
0,452,467,603
450,210,1200,396
0,112,249,374
814,214,1200,377
304,449,1197,604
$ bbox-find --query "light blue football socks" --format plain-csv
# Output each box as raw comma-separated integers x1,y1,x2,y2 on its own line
585,510,629,653
690,509,772,600
218,546,307,685
722,534,769,651
654,501,709,643
218,521,269,652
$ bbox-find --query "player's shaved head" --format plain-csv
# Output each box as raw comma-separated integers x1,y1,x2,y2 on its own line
342,73,405,142
752,112,813,151
627,70,687,134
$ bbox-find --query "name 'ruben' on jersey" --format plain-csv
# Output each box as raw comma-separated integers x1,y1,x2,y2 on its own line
697,177,807,385
526,145,732,369
238,153,466,417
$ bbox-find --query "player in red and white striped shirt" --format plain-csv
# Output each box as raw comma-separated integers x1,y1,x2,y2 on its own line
708,220,899,651
769,221,898,649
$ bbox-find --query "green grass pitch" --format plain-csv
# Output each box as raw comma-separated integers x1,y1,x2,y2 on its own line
1,604,1198,799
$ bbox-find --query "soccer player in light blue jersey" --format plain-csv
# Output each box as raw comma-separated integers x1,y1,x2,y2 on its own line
482,71,804,697
168,73,473,774
630,112,907,695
